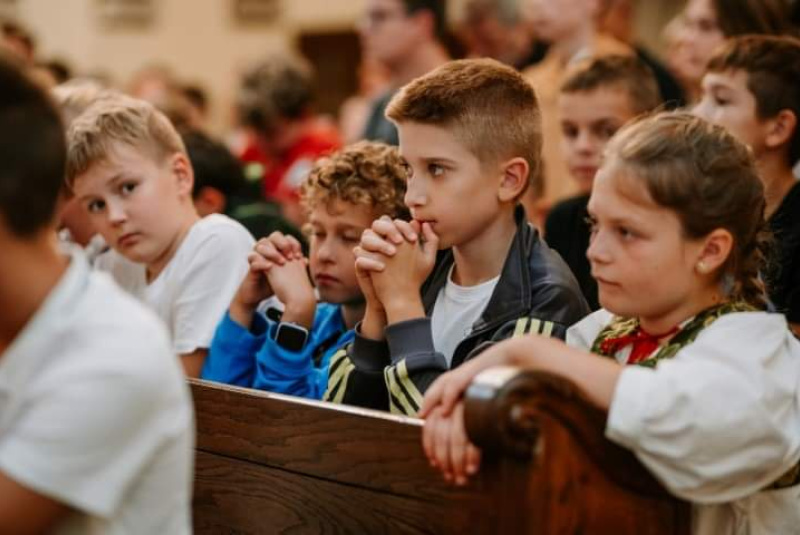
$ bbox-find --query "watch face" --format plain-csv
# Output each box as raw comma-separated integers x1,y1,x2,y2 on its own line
276,323,308,352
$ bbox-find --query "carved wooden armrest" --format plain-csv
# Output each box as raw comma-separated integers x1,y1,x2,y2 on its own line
463,366,675,499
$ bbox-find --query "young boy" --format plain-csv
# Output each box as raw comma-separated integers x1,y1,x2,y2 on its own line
521,0,631,212
326,59,590,414
545,55,662,310
694,35,800,336
66,96,255,376
52,80,118,264
201,141,408,399
0,57,192,533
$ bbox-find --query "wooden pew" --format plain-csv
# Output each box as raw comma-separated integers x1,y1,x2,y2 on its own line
190,368,690,534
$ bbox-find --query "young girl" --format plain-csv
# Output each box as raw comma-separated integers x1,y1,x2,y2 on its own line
419,112,800,535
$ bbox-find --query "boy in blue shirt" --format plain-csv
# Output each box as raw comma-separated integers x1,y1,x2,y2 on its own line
201,141,408,398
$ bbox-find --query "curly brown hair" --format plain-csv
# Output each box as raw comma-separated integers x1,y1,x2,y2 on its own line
300,141,409,221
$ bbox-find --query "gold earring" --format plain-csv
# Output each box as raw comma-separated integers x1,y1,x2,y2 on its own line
696,261,709,274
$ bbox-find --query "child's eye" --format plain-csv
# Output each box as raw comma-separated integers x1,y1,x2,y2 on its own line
120,182,137,195
584,215,598,233
712,95,730,107
598,125,618,140
86,200,105,214
342,234,360,243
617,226,637,240
401,162,413,179
429,164,444,177
561,125,579,139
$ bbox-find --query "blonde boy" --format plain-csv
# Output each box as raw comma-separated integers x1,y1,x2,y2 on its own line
67,96,254,376
545,55,661,310
325,59,589,414
202,142,408,399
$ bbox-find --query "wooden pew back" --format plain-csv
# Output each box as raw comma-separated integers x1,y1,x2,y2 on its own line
190,371,690,534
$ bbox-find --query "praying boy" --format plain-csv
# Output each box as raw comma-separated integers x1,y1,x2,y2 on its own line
326,59,590,414
202,141,409,399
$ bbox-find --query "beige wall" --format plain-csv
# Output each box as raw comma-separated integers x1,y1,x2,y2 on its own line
11,0,678,133
15,0,373,132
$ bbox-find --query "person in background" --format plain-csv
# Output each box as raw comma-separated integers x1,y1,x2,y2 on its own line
183,129,305,246
667,0,792,103
236,52,341,227
545,55,661,310
358,0,450,145
694,35,800,336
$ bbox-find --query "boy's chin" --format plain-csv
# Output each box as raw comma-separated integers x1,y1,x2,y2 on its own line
318,288,364,307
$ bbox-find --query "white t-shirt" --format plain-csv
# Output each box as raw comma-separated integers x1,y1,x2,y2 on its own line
568,310,800,535
95,214,254,354
431,267,499,366
0,249,194,534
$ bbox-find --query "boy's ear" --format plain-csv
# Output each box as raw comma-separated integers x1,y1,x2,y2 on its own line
696,228,734,275
765,109,797,152
497,157,530,203
171,152,195,197
194,186,226,217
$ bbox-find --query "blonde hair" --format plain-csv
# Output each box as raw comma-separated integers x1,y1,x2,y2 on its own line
605,112,769,309
386,58,542,196
52,79,117,128
301,141,409,220
65,95,185,188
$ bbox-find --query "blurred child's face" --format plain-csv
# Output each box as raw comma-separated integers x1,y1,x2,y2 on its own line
73,143,194,269
586,162,708,321
307,199,374,305
527,0,593,42
359,0,421,69
398,121,504,250
58,193,97,247
694,69,767,156
558,87,637,193
672,0,725,86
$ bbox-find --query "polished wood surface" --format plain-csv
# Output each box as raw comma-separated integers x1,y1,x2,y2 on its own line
190,370,690,534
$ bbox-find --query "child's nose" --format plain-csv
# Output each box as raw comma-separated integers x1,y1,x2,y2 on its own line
404,181,426,208
586,229,610,264
107,201,127,225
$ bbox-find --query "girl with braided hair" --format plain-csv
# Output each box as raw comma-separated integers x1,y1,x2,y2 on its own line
419,112,800,535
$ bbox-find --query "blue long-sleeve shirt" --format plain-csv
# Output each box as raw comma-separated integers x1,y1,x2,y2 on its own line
201,303,354,399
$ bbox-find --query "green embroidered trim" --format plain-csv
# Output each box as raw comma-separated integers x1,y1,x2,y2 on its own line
590,301,757,368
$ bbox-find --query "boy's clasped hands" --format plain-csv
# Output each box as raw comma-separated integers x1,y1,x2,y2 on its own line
229,231,316,331
352,216,439,333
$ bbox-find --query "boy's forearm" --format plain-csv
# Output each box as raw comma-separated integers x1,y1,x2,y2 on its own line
383,295,426,325
229,300,256,330
360,303,387,341
281,295,317,330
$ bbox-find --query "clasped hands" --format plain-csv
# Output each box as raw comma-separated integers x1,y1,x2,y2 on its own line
352,216,439,327
230,231,316,331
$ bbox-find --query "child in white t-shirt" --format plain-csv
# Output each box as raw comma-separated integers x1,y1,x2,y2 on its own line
0,56,192,534
66,95,254,376
419,112,800,535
